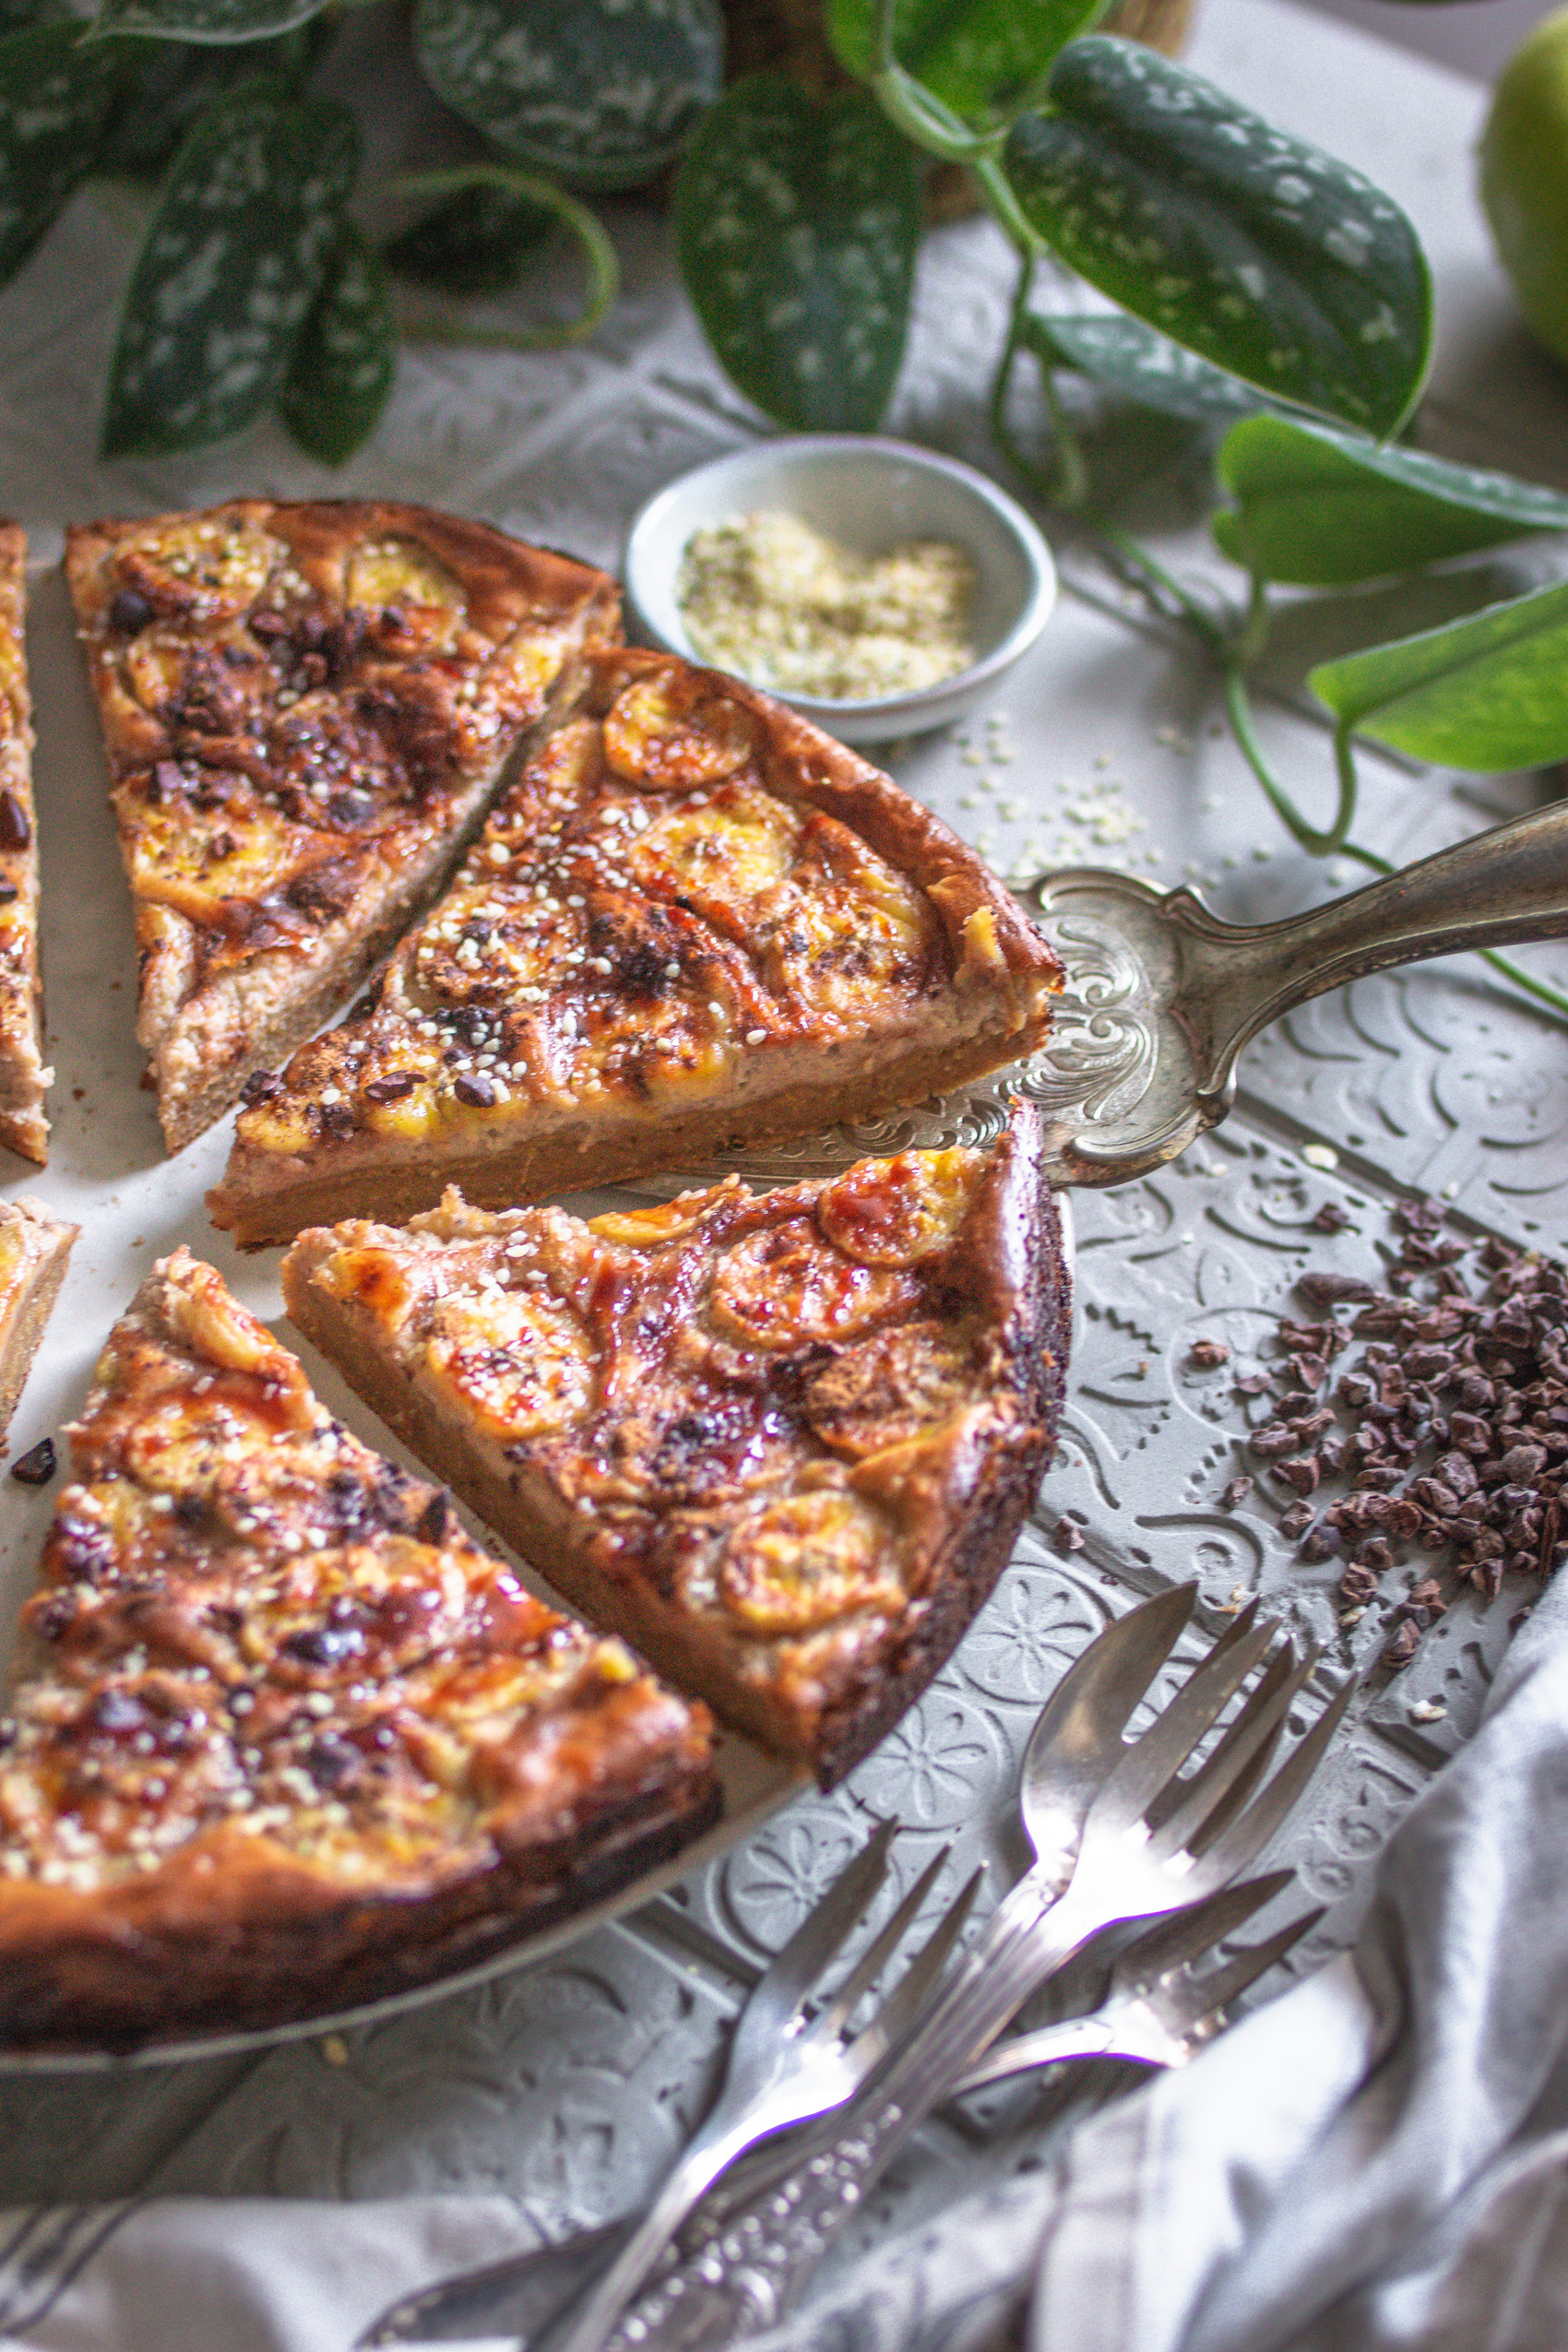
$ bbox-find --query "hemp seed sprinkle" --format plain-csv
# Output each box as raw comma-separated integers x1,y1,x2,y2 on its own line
676,509,977,703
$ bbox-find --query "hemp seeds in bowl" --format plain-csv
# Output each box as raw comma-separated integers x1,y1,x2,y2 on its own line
623,437,1055,745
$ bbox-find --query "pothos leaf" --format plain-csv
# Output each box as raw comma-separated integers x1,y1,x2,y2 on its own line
826,0,1105,126
1023,310,1268,420
1004,38,1432,438
385,178,555,298
674,76,921,432
90,0,329,46
0,22,124,286
278,220,394,464
1215,413,1568,586
1311,579,1568,772
101,77,358,457
413,0,723,194
98,22,328,177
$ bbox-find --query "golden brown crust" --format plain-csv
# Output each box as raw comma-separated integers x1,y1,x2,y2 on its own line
66,502,622,1154
282,1104,1070,1787
209,648,1062,1246
0,1251,716,2051
0,1198,77,1451
0,525,49,1165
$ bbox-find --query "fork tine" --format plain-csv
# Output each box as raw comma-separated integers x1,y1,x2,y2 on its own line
1106,1868,1297,1994
1093,1604,1279,1828
810,1843,951,2044
1144,1642,1296,1835
1190,1670,1359,1893
1148,1645,1317,1861
739,1820,898,2037
845,1865,984,2070
1179,1904,1326,2019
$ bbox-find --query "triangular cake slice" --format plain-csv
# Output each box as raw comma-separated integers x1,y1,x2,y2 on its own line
0,1251,716,2050
0,1198,77,1450
283,1104,1070,1787
0,525,50,1164
209,648,1061,1247
66,501,621,1154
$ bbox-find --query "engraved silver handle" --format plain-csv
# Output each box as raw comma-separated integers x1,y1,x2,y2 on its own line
1160,797,1568,1118
599,1878,1099,2352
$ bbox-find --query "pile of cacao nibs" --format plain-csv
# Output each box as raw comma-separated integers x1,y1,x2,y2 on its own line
1226,1201,1568,1671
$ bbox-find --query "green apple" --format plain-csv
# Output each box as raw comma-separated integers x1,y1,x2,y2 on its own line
1480,6,1568,369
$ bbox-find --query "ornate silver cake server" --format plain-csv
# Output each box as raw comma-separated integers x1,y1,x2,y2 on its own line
647,797,1568,1196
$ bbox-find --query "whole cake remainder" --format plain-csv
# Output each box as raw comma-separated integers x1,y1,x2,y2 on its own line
0,524,49,1164
65,500,621,1153
283,1104,1070,1786
209,647,1062,1248
0,1252,719,2049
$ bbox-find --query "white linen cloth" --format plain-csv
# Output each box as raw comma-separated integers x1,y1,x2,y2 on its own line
8,1573,1568,2352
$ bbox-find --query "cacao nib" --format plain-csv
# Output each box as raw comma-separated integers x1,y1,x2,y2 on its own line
282,1624,363,1667
1381,1619,1421,1669
109,588,153,635
0,790,30,851
10,1437,54,1486
1296,1273,1375,1307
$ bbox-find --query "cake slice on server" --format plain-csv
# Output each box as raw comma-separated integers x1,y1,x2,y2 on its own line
210,647,1061,1246
0,1250,717,2049
282,1104,1072,1788
66,501,621,1153
0,525,51,1165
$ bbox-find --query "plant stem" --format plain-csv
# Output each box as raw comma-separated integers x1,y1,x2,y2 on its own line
386,166,617,349
988,255,1090,509
1223,666,1356,855
870,0,992,163
1339,840,1568,1019
969,151,1045,258
1097,526,1228,652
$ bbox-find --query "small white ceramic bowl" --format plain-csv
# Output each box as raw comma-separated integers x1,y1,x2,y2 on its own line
623,434,1056,744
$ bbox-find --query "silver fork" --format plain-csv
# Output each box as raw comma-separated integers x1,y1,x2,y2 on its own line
360,1585,1219,2349
952,1871,1324,2095
591,1598,1355,2351
358,1821,977,2349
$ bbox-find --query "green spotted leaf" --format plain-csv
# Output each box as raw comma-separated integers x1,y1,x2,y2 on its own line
98,23,329,177
1004,38,1432,438
0,22,123,286
674,76,921,432
101,77,358,457
90,0,329,45
385,178,555,298
1024,310,1268,420
826,0,1104,125
278,220,394,464
413,0,723,194
1311,579,1568,771
1215,412,1568,585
